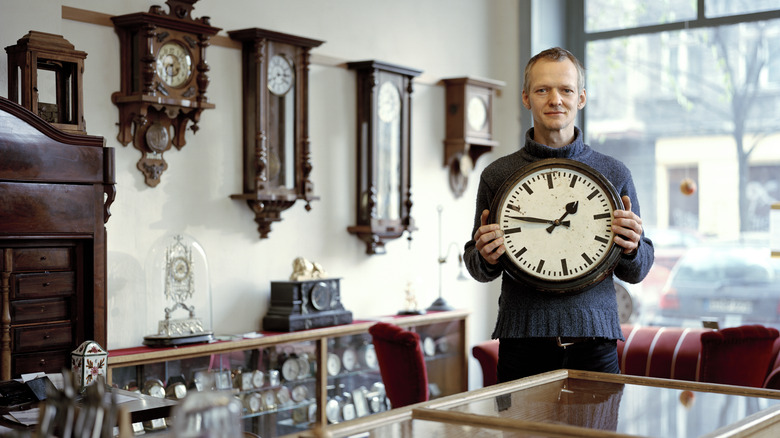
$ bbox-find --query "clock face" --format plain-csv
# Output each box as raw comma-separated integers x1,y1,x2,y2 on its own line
252,370,264,388
326,352,342,376
310,282,331,310
268,54,295,96
326,399,340,423
281,357,301,381
378,81,401,123
144,379,165,398
155,41,192,88
359,344,378,369
276,386,292,405
342,347,357,372
467,95,488,131
171,256,190,281
291,385,309,402
489,158,624,294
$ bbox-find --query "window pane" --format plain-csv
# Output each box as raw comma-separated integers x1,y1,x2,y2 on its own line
584,19,780,329
705,0,780,18
585,0,696,33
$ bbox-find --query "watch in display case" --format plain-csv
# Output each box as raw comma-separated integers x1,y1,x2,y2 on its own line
358,343,379,370
341,347,358,372
281,355,301,382
276,386,292,406
325,398,341,424
326,353,342,377
251,370,265,389
291,384,309,403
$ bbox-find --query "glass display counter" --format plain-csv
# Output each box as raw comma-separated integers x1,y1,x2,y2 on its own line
106,309,468,437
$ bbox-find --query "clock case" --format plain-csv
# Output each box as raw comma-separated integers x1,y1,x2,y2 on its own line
111,0,220,187
488,158,624,295
263,279,353,332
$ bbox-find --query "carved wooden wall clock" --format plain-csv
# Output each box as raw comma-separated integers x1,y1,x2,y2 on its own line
346,60,422,255
5,31,87,135
228,27,324,239
111,0,220,187
442,77,504,198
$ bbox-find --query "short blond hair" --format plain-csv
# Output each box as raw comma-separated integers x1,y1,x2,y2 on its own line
523,47,586,95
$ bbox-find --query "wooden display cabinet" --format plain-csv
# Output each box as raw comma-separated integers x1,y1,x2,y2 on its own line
106,309,468,437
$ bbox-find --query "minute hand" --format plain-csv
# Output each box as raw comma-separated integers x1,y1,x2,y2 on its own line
507,215,570,227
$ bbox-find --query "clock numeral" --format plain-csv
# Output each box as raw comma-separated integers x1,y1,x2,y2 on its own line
594,235,609,244
514,247,527,259
561,259,568,276
593,212,611,220
581,253,593,265
588,189,599,200
522,183,533,194
504,226,522,234
535,260,545,273
569,175,578,188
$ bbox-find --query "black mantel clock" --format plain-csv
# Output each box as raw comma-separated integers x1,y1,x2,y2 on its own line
262,278,353,332
228,27,324,239
346,60,422,255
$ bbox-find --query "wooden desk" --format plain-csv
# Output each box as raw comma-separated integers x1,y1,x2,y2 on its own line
290,370,780,438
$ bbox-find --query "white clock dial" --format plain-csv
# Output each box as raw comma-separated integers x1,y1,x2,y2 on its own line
491,158,623,293
268,54,294,96
155,41,192,88
251,370,265,388
341,347,358,372
467,95,488,131
327,353,342,376
281,357,301,381
378,81,401,123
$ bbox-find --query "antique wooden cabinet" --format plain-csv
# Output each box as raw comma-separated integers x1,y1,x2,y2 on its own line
0,96,115,380
107,309,468,437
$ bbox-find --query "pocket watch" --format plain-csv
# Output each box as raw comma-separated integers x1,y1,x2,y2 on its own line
326,353,342,376
341,347,358,372
489,158,624,294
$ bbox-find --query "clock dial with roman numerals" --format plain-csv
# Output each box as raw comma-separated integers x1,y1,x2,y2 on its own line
488,158,624,294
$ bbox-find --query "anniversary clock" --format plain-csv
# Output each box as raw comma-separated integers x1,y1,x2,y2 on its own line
262,279,353,332
346,60,422,254
489,158,624,294
111,0,220,187
442,77,504,197
228,28,324,239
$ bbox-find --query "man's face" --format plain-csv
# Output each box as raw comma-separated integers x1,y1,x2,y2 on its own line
522,58,586,138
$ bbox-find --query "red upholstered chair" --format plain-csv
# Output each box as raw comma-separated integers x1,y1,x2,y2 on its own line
472,340,500,387
699,324,780,388
368,322,429,408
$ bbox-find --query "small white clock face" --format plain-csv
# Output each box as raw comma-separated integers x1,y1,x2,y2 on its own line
492,158,623,293
310,282,330,310
276,386,292,405
360,344,378,369
326,399,340,423
341,347,357,372
422,337,436,356
326,353,342,376
144,380,165,398
291,385,309,402
378,81,401,123
170,256,190,281
281,357,301,381
467,95,488,131
262,390,277,410
252,370,264,388
155,41,192,88
268,54,295,96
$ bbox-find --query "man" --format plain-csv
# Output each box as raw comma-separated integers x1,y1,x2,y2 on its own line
464,47,654,382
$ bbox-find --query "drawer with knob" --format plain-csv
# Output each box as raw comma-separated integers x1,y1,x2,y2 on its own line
11,271,75,299
12,322,73,353
10,247,73,271
11,298,70,324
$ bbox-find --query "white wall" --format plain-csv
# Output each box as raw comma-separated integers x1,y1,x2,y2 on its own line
0,0,524,389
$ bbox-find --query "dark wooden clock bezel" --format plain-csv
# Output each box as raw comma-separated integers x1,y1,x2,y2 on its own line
111,0,220,187
488,158,624,295
346,60,422,255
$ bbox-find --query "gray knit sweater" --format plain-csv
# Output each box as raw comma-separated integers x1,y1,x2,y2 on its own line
464,128,654,341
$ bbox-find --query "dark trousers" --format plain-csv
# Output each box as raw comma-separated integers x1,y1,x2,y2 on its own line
497,337,620,383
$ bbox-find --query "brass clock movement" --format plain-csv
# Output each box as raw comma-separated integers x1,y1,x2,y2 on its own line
442,77,504,197
111,0,220,187
228,28,324,239
346,60,422,255
489,158,624,294
5,31,87,135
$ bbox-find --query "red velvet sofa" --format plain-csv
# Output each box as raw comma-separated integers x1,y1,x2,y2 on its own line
472,324,780,390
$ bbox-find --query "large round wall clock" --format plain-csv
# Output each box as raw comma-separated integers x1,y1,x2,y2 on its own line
488,158,624,294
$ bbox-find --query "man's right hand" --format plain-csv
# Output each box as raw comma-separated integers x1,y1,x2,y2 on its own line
474,209,505,265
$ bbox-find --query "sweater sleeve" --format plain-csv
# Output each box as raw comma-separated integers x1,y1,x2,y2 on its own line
463,171,504,283
613,177,655,284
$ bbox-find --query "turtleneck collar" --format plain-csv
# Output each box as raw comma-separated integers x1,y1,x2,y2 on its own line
520,127,590,160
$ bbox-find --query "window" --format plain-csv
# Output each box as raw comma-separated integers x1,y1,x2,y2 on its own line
582,1,780,330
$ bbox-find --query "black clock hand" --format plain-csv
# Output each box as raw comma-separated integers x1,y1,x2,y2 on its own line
546,201,578,233
507,215,570,227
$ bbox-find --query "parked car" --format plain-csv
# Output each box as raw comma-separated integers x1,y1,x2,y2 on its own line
648,245,780,329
